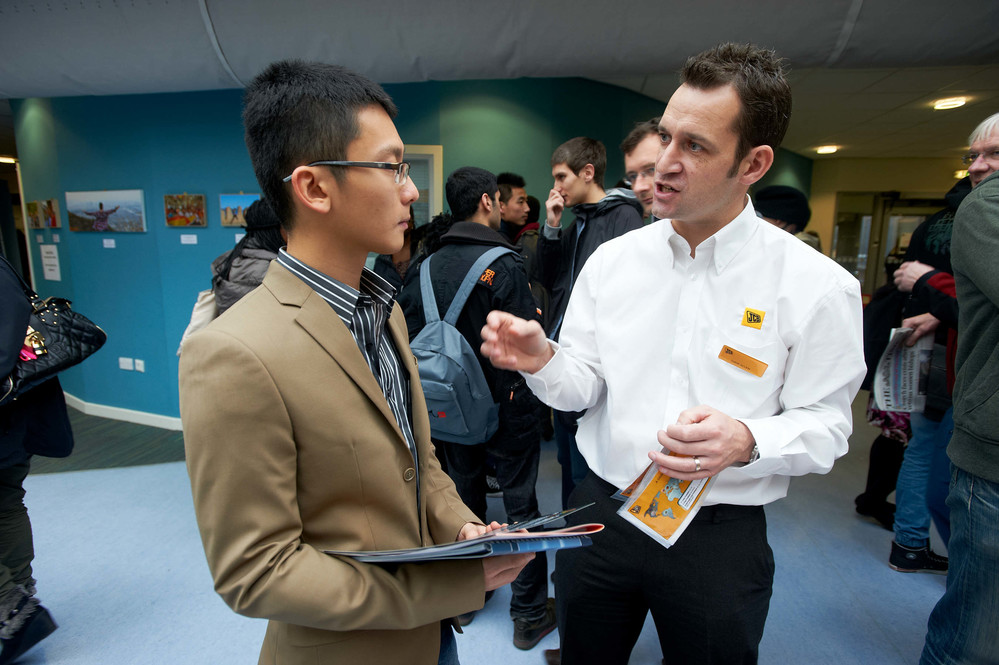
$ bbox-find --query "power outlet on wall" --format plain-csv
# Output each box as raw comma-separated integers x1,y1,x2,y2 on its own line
118,357,134,371
134,359,145,373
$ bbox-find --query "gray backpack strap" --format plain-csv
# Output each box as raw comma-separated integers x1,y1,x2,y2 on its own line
419,254,441,323
442,247,516,325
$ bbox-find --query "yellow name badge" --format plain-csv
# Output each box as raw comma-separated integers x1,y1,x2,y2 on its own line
718,345,768,377
742,308,765,329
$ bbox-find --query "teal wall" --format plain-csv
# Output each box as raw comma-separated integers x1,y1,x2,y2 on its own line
12,77,810,419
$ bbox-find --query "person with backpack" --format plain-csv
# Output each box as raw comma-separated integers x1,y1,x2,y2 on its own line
400,167,556,651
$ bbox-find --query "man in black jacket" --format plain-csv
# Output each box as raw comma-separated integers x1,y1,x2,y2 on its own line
540,137,644,506
400,166,556,651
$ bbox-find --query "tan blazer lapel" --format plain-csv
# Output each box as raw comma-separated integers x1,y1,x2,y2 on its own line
263,263,409,445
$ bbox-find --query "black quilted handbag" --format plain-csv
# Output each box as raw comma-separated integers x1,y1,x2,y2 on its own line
1,279,107,406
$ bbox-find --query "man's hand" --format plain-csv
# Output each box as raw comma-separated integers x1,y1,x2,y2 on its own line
482,552,534,592
456,521,534,592
648,405,756,480
546,189,565,228
893,260,934,293
902,312,940,346
480,311,553,373
457,521,501,541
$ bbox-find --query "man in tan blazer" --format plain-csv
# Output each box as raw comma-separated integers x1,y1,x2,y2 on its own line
179,60,531,665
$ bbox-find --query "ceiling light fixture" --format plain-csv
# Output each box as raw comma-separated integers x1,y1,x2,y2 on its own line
815,145,838,155
955,169,969,179
933,97,967,110
0,156,17,164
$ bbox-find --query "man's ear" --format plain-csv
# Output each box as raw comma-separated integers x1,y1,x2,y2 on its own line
580,163,595,183
288,166,336,216
481,192,494,213
738,145,774,187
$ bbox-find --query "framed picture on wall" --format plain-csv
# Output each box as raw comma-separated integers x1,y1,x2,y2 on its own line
164,193,207,227
405,144,443,229
41,199,60,228
66,189,147,232
25,201,42,229
220,193,260,227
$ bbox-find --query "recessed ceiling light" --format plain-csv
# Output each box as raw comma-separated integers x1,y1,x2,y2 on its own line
816,145,838,155
0,156,16,164
933,97,967,110
955,169,969,179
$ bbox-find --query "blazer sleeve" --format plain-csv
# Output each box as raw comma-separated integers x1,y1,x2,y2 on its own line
179,328,483,633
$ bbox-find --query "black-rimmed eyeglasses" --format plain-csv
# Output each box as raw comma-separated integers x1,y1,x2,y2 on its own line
282,161,411,184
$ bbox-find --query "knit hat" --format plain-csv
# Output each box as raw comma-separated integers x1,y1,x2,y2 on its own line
243,199,281,230
754,186,811,231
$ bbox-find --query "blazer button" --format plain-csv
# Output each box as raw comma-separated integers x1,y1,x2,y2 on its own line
404,468,416,482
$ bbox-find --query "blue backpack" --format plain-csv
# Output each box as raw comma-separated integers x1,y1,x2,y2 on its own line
411,246,516,445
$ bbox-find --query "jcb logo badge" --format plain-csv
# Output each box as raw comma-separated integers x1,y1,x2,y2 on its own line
742,308,765,329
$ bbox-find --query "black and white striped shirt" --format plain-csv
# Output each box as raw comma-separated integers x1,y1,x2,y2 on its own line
276,249,420,484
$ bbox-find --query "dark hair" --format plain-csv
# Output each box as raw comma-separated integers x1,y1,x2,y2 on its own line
242,60,398,229
754,185,810,232
680,43,791,166
551,137,606,188
419,211,456,257
620,117,661,156
446,166,498,221
526,195,540,226
496,172,526,204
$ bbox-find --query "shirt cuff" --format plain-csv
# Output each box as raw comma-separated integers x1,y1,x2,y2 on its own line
521,340,561,391
542,223,561,240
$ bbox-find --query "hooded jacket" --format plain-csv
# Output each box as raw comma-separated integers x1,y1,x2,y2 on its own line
537,188,644,338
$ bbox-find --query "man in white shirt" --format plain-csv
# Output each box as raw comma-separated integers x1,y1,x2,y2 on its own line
481,43,865,664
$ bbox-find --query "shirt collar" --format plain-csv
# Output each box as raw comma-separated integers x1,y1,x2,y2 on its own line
660,195,759,274
277,248,397,327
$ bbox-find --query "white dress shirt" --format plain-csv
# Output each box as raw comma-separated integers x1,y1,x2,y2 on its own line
524,198,866,506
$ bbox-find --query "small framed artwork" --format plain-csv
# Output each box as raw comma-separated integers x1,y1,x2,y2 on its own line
220,193,260,227
26,201,42,229
164,193,207,227
66,189,146,232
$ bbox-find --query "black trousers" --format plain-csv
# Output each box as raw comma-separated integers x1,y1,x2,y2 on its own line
443,440,548,621
554,472,774,665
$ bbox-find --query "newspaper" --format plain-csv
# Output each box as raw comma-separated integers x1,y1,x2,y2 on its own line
872,327,933,412
617,462,715,549
325,505,602,563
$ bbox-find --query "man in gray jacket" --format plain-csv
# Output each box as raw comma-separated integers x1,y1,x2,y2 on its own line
920,111,999,665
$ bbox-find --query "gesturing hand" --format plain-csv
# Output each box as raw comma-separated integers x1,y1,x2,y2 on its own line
480,311,553,374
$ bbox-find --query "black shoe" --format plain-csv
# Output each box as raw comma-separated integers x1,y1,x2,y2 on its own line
543,648,561,665
889,541,948,574
513,598,557,650
854,495,895,531
0,604,57,665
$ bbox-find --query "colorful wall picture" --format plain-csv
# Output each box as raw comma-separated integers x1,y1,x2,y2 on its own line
40,199,61,228
66,189,146,232
26,201,41,229
25,199,61,229
220,193,260,227
164,193,207,227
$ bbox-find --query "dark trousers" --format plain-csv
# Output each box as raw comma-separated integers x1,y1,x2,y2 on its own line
443,440,548,621
554,472,774,665
554,410,589,510
0,461,34,595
